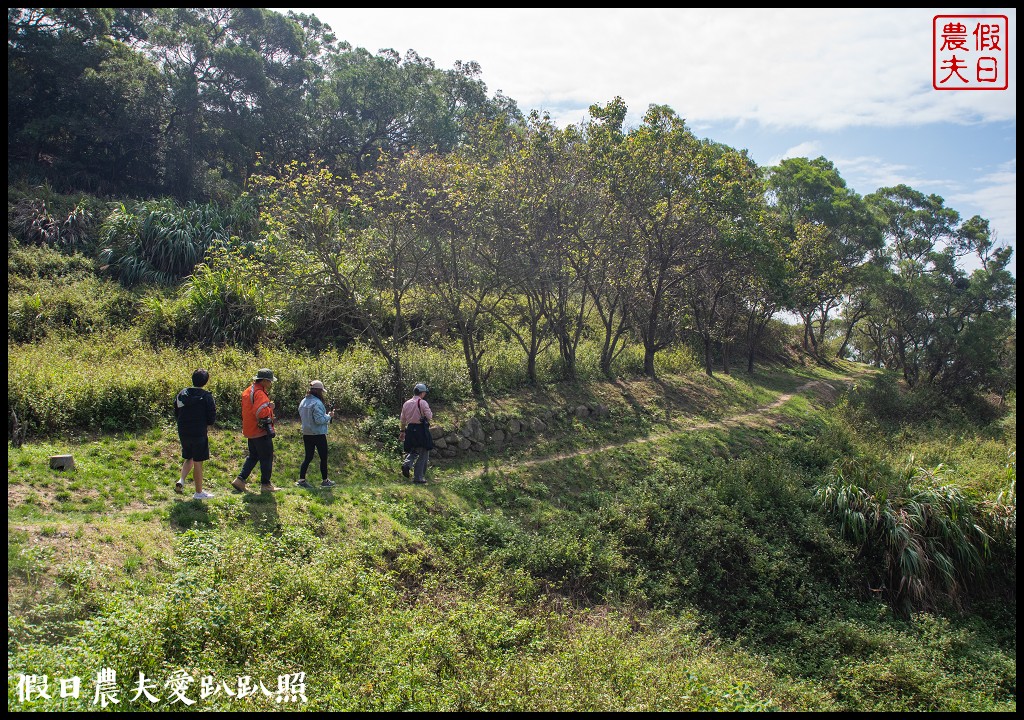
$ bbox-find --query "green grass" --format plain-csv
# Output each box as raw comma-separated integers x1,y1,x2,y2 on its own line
7,362,1015,711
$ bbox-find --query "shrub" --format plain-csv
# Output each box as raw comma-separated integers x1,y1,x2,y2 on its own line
141,246,279,347
98,199,248,287
8,237,96,284
816,461,1013,617
359,412,403,454
8,185,103,252
400,343,473,404
277,285,360,351
6,337,408,437
8,275,139,342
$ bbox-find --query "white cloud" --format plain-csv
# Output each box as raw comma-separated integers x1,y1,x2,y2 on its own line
774,142,825,166
835,155,939,193
284,7,1017,131
948,160,1017,255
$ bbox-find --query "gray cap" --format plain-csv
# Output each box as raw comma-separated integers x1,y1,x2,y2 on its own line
254,368,277,382
414,382,428,393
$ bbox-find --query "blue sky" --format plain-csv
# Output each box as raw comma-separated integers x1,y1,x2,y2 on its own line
277,8,1016,275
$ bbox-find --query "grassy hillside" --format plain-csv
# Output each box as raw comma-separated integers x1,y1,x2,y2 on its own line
6,206,1016,711
7,358,1016,711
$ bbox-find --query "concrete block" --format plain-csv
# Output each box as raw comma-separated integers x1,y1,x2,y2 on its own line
49,454,75,471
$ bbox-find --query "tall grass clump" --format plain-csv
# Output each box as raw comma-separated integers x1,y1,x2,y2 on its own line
142,246,279,347
816,458,1014,617
8,184,104,252
8,237,96,289
98,199,253,287
7,337,422,437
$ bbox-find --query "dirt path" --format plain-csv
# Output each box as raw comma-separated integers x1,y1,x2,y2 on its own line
458,377,856,479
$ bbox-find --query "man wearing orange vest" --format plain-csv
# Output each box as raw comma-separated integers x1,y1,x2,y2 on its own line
232,368,280,493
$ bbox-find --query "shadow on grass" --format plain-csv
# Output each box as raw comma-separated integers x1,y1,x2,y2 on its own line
168,488,281,534
169,496,215,529
238,491,281,534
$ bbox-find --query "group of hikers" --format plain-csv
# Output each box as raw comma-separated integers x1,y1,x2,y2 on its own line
173,368,433,500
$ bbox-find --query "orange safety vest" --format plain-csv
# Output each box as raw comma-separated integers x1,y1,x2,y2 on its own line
241,383,274,438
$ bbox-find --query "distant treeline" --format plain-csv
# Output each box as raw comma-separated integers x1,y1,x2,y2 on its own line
7,8,1015,406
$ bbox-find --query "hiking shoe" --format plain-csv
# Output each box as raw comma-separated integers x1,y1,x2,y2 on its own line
231,479,247,493
174,481,184,494
413,478,427,485
193,491,215,500
260,483,280,493
296,479,313,489
320,479,336,488
401,465,410,479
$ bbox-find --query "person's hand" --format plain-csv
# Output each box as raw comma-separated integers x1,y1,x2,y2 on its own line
268,401,275,409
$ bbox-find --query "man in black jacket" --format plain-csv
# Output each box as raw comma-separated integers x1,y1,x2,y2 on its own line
175,369,217,500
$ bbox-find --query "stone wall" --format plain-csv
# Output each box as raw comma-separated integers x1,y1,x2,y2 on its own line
430,402,611,458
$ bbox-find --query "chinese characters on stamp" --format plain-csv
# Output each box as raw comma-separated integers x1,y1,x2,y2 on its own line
933,15,1009,90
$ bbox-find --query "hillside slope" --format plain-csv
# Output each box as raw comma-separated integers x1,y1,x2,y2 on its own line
8,363,1016,712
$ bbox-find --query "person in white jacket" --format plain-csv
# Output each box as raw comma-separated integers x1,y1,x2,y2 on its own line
296,380,335,489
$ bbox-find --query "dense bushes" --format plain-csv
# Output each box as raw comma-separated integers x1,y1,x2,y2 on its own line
6,337,377,436
97,197,258,287
8,185,107,253
8,275,139,343
817,463,1013,617
9,525,793,711
141,246,279,347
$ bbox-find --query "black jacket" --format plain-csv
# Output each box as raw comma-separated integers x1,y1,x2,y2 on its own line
175,387,216,437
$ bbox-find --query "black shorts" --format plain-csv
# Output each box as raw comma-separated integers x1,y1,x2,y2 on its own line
180,435,210,462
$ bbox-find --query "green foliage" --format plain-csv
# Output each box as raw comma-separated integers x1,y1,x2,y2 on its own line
848,372,983,429
8,275,139,342
277,284,360,350
8,186,106,253
98,199,249,287
359,412,403,454
8,238,96,287
6,337,395,437
6,358,1016,711
141,246,279,347
816,459,1014,616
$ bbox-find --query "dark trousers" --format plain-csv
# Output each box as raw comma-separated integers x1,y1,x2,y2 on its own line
402,447,430,482
300,434,329,480
239,435,274,485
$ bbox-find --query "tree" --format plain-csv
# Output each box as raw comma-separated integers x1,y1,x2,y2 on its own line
766,157,882,357
252,158,416,404
737,207,791,375
147,8,316,200
479,114,556,384
864,185,1015,395
579,100,636,378
312,46,518,177
419,152,510,398
7,8,165,194
680,141,766,376
602,103,711,377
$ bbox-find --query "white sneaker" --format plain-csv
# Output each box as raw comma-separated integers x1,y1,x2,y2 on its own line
193,491,215,500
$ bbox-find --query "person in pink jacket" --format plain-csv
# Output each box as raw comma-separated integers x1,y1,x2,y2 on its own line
399,383,433,484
